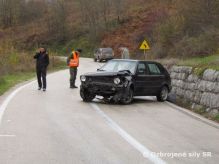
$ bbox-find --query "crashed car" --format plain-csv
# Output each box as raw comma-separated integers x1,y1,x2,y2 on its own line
80,59,171,104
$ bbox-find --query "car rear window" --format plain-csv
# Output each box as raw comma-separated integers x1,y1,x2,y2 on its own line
102,49,113,53
148,63,161,75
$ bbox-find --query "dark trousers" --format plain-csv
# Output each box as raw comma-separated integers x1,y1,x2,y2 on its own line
36,67,47,89
70,67,77,87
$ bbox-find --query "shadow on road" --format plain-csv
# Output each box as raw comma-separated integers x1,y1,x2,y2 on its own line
92,96,159,105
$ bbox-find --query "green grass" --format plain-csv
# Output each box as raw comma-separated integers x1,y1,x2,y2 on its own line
157,54,219,76
214,114,219,122
178,54,219,70
177,54,219,76
0,72,35,95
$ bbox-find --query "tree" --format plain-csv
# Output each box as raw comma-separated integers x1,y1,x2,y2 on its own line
176,0,219,35
113,0,124,23
47,0,67,42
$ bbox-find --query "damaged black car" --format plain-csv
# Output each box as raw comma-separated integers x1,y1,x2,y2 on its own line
80,59,171,104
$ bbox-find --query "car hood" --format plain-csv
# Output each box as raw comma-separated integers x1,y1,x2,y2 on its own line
83,71,130,77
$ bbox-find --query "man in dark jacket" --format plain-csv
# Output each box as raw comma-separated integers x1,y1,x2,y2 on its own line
34,48,49,91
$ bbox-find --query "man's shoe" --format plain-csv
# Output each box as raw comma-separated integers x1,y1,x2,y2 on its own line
43,88,46,91
70,85,78,89
38,87,42,90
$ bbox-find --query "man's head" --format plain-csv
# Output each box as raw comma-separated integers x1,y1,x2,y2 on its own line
76,49,82,53
40,47,46,53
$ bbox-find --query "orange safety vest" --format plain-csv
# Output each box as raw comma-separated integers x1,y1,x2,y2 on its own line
69,51,79,67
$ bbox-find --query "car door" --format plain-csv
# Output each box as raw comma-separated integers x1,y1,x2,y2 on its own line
146,63,165,94
134,62,150,96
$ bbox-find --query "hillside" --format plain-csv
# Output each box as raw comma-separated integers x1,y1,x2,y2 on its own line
0,0,219,58
101,1,167,58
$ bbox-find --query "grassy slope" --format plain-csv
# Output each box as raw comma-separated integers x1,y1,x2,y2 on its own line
0,73,35,95
215,115,219,122
178,55,219,70
156,54,219,75
0,59,67,96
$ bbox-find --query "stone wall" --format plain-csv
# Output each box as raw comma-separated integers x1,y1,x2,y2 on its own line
169,66,219,115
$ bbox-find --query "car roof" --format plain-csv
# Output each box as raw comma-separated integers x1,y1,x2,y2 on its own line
111,59,161,64
99,48,113,50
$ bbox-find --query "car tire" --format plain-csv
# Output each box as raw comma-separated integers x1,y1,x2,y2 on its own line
157,86,168,102
120,88,134,105
80,88,95,102
97,56,101,62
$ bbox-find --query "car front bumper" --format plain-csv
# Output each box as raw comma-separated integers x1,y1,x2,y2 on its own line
81,82,125,96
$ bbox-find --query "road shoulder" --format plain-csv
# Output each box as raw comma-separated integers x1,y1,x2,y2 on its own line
165,101,219,130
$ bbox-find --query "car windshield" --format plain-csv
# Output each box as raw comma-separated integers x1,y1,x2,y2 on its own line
100,60,137,74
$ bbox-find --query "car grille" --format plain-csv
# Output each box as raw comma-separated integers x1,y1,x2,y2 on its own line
88,76,113,83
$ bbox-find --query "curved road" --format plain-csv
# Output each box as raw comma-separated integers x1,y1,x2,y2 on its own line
0,58,219,164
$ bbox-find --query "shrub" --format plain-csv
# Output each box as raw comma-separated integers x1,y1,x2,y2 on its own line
151,15,185,58
170,29,219,57
0,77,6,86
149,43,167,59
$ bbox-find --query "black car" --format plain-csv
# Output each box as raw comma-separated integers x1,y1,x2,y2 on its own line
80,59,171,104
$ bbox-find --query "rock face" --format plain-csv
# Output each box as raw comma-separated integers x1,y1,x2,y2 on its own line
169,67,219,115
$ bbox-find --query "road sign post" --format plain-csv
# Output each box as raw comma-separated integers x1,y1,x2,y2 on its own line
139,40,150,60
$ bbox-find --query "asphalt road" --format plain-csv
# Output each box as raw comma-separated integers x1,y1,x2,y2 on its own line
0,58,219,164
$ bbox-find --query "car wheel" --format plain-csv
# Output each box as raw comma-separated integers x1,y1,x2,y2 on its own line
157,86,168,102
102,96,110,103
80,88,95,102
120,88,133,105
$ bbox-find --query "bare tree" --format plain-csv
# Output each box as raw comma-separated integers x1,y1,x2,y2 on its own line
113,0,125,23
47,0,67,42
99,0,112,29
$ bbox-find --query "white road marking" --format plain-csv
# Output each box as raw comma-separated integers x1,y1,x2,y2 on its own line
0,81,35,125
90,103,166,164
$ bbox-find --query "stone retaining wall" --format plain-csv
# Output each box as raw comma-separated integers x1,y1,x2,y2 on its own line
169,66,219,115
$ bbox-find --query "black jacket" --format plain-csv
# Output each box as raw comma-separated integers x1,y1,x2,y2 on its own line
34,52,50,68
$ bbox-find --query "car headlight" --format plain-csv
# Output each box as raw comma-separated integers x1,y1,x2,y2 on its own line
114,78,121,85
81,76,86,82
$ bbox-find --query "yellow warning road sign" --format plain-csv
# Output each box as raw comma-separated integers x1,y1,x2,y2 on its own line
140,40,150,50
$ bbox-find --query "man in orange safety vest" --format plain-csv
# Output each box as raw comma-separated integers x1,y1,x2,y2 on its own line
67,49,82,88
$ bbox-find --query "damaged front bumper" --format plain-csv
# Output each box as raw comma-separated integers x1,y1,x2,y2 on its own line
81,82,127,97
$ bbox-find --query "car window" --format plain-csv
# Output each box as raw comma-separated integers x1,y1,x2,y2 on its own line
102,49,112,54
137,63,148,75
148,63,161,75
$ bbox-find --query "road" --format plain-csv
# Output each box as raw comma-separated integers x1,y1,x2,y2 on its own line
0,58,219,164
